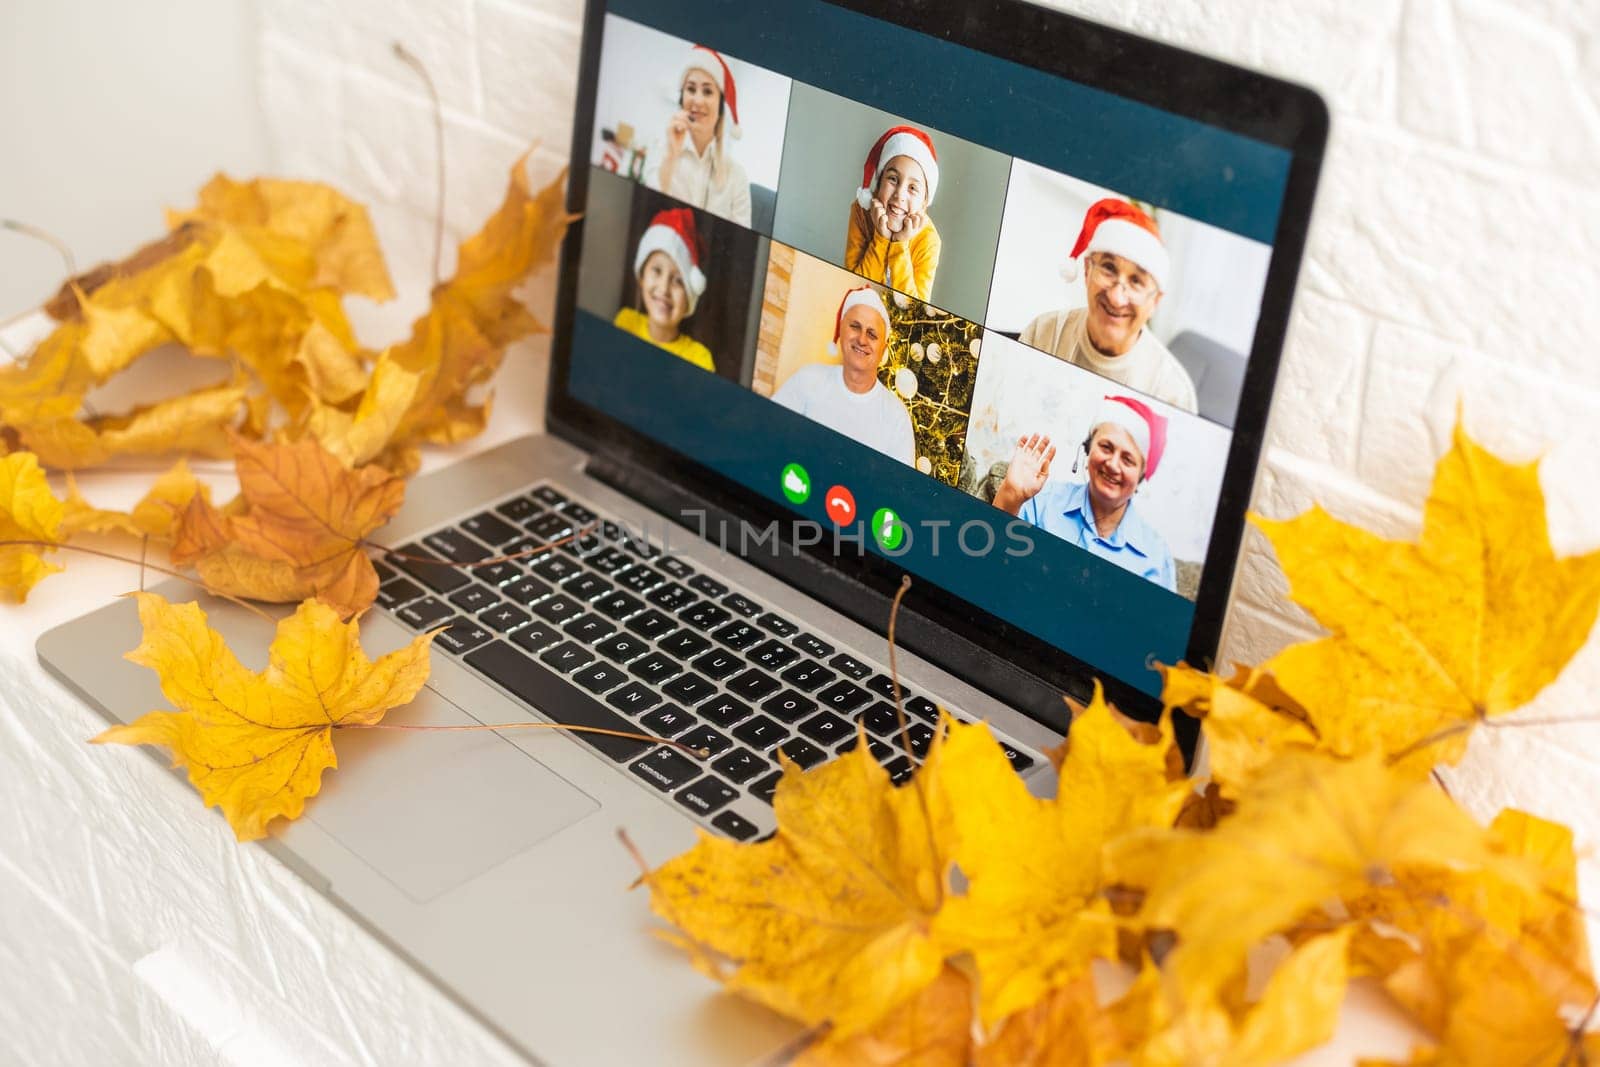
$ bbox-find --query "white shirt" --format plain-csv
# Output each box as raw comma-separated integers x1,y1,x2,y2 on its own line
1019,307,1198,414
772,363,916,465
648,137,752,228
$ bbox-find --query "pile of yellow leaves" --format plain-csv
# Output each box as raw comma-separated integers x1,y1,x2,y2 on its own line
0,153,572,616
637,423,1600,1066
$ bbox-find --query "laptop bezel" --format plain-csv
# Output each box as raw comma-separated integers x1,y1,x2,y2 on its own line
545,0,1329,735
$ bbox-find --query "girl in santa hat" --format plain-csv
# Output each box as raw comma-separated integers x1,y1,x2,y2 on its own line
613,207,716,372
844,125,943,302
649,45,752,227
991,394,1177,592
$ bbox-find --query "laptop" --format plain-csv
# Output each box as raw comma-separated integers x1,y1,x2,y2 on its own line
38,0,1327,1062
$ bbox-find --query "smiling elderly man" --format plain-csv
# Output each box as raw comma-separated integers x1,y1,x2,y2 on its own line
1019,198,1198,414
772,284,915,464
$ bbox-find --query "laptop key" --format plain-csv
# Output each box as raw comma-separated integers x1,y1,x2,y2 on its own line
750,770,783,805
463,640,651,762
712,621,763,651
502,575,554,605
732,714,789,751
595,590,644,620
722,593,761,618
676,775,738,816
424,528,490,563
530,485,567,507
906,696,941,722
699,695,752,728
436,618,493,655
563,612,616,645
391,544,471,594
818,680,872,714
662,671,717,705
762,690,816,724
658,629,712,660
606,682,660,716
640,704,695,737
616,565,665,593
726,668,780,702
539,641,594,674
799,712,852,746
711,748,767,785
396,597,453,630
562,503,597,524
376,577,425,609
480,603,532,632
691,648,743,681
586,546,632,574
462,510,523,546
860,702,903,738
775,737,826,769
573,662,628,695
625,609,678,640
631,651,683,685
747,639,800,672
793,633,834,659
372,558,398,584
687,573,728,598
678,725,732,759
757,612,798,638
532,554,582,583
711,810,760,841
682,602,732,631
885,756,916,785
905,721,937,758
595,632,650,662
449,586,500,614
829,653,872,680
495,496,542,523
838,734,896,764
865,674,899,700
1002,744,1036,772
471,560,522,586
527,512,574,541
563,572,613,601
647,582,697,612
780,660,835,692
511,620,562,655
532,595,584,625
657,556,694,580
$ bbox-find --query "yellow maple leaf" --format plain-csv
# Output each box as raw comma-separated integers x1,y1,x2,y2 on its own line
1107,749,1512,995
171,435,404,616
58,460,211,539
796,964,973,1067
975,973,1121,1067
640,730,954,1038
15,379,245,470
0,452,65,600
1255,418,1600,771
1158,662,1318,794
935,690,1188,1027
92,591,434,840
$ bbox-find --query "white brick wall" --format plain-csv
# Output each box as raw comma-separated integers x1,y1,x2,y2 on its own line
254,0,1600,880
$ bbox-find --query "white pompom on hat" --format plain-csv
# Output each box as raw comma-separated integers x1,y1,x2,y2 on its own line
676,44,741,140
828,285,891,356
854,126,940,211
634,207,707,314
1061,198,1169,292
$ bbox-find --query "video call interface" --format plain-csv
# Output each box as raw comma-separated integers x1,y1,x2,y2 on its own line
568,1,1291,696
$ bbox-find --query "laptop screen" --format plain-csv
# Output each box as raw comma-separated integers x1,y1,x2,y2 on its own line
563,0,1298,700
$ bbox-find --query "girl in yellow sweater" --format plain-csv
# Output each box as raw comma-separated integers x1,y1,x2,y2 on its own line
613,207,715,372
844,125,942,302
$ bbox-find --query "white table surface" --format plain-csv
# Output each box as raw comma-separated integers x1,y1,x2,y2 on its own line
0,328,1424,1064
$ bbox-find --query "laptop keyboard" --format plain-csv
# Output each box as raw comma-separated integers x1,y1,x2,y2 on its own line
372,483,1041,842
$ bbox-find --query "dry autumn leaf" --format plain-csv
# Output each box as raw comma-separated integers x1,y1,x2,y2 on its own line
1254,417,1600,772
795,964,974,1067
0,451,64,600
1157,661,1317,795
171,435,404,617
640,729,955,1039
934,690,1187,1027
92,591,435,840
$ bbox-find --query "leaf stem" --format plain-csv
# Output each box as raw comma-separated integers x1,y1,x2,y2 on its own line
390,42,445,286
0,538,274,622
342,719,707,758
2,218,77,278
887,574,915,762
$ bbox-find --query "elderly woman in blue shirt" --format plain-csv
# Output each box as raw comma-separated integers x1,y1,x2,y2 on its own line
991,394,1176,592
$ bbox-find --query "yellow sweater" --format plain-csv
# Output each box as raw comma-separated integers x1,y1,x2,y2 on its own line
613,308,715,372
844,202,941,302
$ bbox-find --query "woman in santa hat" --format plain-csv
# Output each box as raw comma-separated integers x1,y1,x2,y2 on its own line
649,45,752,227
991,394,1177,592
613,207,716,372
844,125,942,302
1020,199,1197,414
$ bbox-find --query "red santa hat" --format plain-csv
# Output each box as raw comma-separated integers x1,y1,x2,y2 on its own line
1061,198,1169,292
828,285,891,356
633,208,707,314
678,45,741,140
1089,394,1167,480
854,126,940,211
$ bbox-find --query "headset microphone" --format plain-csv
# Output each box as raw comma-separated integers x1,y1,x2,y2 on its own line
1070,435,1092,474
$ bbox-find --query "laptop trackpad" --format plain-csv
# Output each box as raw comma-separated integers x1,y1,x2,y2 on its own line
306,685,600,904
